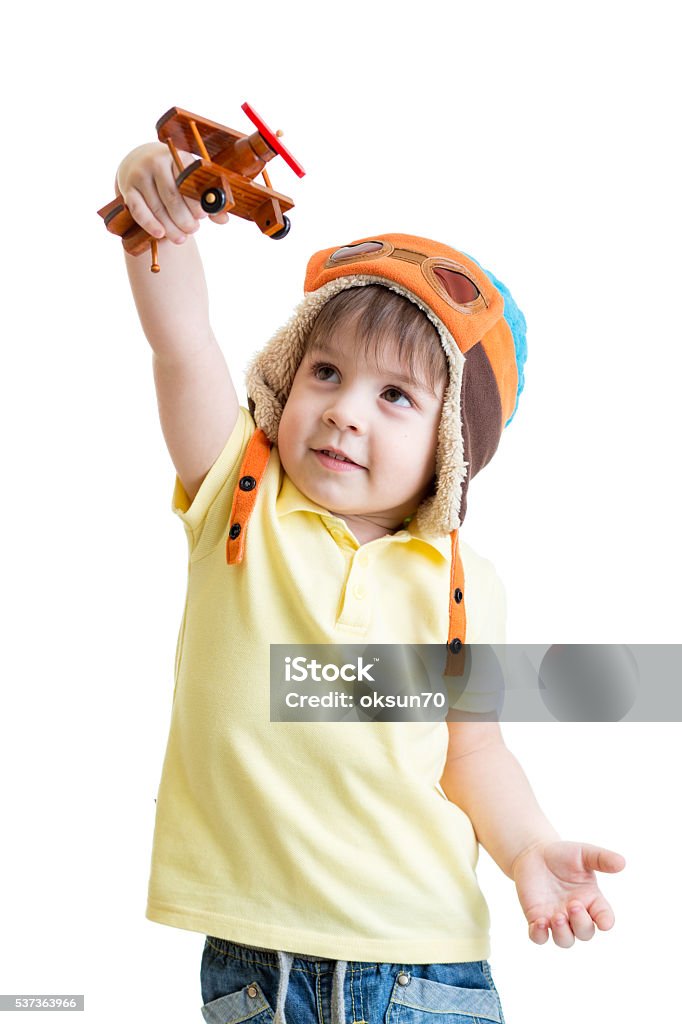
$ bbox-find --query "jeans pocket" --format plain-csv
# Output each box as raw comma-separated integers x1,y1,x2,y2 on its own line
385,973,503,1024
201,980,275,1024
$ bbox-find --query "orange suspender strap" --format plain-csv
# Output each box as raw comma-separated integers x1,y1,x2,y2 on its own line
225,428,272,565
444,528,467,677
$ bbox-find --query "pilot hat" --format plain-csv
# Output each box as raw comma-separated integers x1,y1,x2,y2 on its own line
245,233,527,535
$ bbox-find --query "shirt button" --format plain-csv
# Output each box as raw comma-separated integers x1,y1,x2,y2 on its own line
356,550,369,567
247,985,258,998
397,973,410,986
353,583,366,600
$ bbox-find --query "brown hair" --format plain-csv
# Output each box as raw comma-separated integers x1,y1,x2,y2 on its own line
303,285,448,396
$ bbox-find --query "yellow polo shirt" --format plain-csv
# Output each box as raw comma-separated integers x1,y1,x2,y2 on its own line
145,406,506,962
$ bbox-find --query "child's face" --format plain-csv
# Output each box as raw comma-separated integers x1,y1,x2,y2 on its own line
277,319,446,540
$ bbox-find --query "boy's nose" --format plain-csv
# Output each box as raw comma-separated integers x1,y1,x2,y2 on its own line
322,403,366,433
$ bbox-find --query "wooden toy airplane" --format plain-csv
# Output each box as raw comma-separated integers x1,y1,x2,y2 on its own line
98,102,305,272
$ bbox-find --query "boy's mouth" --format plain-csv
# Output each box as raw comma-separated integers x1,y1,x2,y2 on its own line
313,447,364,470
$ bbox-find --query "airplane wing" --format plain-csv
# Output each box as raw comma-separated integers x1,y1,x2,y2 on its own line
156,107,246,161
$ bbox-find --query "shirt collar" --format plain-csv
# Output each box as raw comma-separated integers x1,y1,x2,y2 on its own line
277,472,331,520
276,473,451,560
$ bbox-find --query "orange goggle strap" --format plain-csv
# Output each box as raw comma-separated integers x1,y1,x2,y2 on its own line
444,529,467,678
226,428,272,565
226,431,467,673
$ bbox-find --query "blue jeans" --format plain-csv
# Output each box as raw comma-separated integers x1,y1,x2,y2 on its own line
200,937,507,1024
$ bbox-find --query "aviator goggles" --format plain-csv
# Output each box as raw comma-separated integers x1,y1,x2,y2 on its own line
323,240,488,315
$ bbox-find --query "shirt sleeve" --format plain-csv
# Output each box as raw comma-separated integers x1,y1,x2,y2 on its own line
171,406,256,560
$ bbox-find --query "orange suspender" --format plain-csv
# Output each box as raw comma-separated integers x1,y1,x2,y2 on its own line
225,428,272,565
445,529,467,678
226,430,466,670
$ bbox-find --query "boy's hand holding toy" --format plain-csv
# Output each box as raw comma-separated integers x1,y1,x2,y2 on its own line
100,104,305,272
115,142,230,248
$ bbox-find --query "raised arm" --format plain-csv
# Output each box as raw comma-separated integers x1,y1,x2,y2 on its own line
116,143,239,503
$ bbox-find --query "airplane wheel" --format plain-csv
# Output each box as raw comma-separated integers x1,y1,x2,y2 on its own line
270,216,291,240
201,187,227,214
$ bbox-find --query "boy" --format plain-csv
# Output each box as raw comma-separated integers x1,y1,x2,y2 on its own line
115,142,625,1024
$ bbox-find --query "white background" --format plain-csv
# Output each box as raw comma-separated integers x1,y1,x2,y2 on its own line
1,1,680,1022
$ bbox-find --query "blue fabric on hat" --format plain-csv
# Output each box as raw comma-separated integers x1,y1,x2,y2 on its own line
464,253,528,427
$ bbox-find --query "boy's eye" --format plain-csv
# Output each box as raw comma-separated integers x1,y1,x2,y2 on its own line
382,387,412,408
312,363,339,382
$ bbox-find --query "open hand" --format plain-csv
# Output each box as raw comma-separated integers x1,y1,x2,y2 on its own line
512,840,626,947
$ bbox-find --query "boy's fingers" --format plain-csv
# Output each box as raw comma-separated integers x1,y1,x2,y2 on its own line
581,845,626,874
589,896,616,931
172,151,213,225
566,902,595,941
530,897,613,946
548,912,575,948
529,919,550,944
142,179,189,244
123,185,167,240
184,195,209,221
155,163,201,237
182,194,229,225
